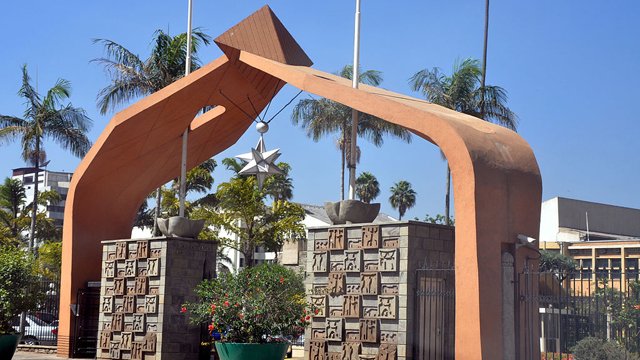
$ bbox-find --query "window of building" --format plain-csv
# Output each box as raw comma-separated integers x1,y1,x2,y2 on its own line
580,259,592,279
596,259,609,279
610,259,621,279
626,258,639,280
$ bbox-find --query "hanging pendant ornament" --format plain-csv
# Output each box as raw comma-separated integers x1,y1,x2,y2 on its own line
236,121,284,189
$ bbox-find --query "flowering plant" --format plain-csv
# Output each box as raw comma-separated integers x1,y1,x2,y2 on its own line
184,263,312,343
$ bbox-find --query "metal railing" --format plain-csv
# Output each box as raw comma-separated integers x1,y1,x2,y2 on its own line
519,269,640,359
15,278,60,346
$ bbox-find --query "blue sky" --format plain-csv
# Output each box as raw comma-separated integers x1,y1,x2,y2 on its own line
1,1,639,221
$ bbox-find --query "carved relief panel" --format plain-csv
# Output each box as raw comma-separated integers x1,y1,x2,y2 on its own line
361,225,380,249
311,328,326,340
341,342,360,360
104,261,115,278
360,272,379,295
378,344,397,360
99,331,111,349
344,250,361,272
132,313,145,332
113,278,125,296
327,272,345,295
123,295,135,314
383,238,399,248
362,307,378,319
145,295,157,314
111,313,124,332
115,242,127,260
381,284,399,295
378,249,398,272
311,295,327,317
101,296,113,313
131,341,144,360
380,331,398,344
120,332,132,350
143,332,157,352
309,341,326,360
150,248,161,258
109,341,121,359
377,296,397,319
359,319,378,343
325,318,343,341
328,228,346,250
312,251,328,273
136,240,148,259
342,295,360,318
124,259,137,277
147,258,159,277
134,276,147,295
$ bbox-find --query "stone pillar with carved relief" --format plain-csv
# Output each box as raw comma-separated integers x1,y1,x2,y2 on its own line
98,237,216,360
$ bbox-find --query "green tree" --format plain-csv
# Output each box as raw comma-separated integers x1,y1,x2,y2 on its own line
193,176,305,268
0,178,27,240
355,171,380,204
0,65,92,251
94,29,211,235
409,58,517,225
292,65,411,200
539,249,577,282
264,162,294,202
389,181,416,221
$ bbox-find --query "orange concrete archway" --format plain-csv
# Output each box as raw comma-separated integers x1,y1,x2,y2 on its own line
59,6,541,358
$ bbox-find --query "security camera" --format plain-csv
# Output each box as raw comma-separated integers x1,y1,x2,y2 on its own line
517,234,537,245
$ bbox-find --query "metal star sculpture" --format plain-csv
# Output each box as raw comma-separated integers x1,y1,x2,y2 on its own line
236,136,284,189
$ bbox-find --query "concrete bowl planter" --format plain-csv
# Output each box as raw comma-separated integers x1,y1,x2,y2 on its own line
157,216,205,239
324,200,381,225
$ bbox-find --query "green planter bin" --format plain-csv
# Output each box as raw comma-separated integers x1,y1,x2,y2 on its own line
215,342,289,360
0,334,22,360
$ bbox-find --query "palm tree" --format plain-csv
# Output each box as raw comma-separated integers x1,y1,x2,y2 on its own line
264,162,294,202
0,65,92,251
292,65,411,200
389,180,416,221
355,172,380,204
94,29,211,235
409,58,517,225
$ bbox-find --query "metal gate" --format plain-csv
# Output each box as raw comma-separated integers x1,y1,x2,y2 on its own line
413,263,455,360
72,282,101,358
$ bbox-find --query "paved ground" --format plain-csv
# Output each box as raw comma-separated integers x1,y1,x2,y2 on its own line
14,347,305,359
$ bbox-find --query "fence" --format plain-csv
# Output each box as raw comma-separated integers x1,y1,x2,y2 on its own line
518,268,640,359
413,262,455,360
14,277,60,346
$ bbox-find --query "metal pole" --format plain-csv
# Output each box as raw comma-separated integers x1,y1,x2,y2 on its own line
348,0,361,200
179,0,193,217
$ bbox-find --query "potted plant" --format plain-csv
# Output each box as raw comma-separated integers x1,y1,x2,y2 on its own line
0,246,42,360
185,263,312,360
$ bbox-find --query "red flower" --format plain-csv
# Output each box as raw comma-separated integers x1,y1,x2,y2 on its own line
180,306,187,313
279,277,284,284
305,315,311,321
235,303,240,307
224,301,230,307
210,304,217,312
314,309,319,315
208,324,214,332
300,317,305,322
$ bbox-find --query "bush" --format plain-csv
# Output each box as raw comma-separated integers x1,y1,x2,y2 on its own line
185,263,311,343
571,337,639,360
0,246,42,334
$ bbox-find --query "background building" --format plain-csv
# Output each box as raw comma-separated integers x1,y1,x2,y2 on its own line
12,167,72,228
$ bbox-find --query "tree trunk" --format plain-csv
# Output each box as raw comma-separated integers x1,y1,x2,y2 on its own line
153,187,162,236
28,137,40,253
445,162,451,226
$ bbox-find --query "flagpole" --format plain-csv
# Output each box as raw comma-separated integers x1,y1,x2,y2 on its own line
179,0,193,217
348,0,361,200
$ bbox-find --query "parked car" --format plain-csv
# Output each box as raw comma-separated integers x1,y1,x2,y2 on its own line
11,314,58,345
